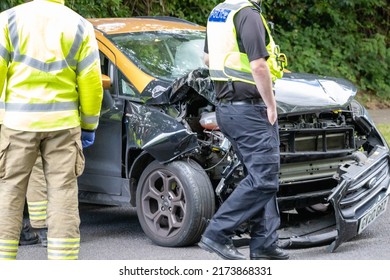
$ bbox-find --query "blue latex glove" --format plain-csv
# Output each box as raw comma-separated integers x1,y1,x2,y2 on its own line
81,130,95,148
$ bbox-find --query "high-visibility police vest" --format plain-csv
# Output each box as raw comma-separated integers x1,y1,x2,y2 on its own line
207,0,287,84
0,0,102,132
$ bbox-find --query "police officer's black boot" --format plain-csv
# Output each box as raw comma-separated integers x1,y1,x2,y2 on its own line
19,221,39,246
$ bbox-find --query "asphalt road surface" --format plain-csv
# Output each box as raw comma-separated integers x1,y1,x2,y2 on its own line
16,200,390,260
16,109,390,260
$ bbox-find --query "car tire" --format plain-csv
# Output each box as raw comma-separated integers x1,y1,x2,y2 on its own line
136,159,215,247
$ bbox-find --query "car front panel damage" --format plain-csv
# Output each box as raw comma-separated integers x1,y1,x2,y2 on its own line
143,68,390,251
126,101,198,163
327,145,389,252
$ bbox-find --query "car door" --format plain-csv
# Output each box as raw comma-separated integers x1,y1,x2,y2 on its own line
78,49,127,203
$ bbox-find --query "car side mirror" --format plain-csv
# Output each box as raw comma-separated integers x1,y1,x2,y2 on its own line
101,74,111,90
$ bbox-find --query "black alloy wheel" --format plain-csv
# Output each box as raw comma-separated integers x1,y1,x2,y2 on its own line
136,159,215,247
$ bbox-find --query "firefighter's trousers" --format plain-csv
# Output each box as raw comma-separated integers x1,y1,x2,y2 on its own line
0,126,84,260
0,125,48,229
26,155,48,229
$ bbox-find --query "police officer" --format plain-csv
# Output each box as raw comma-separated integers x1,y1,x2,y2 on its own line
198,0,289,260
0,0,103,260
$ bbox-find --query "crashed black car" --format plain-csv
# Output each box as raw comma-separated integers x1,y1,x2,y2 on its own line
79,17,390,252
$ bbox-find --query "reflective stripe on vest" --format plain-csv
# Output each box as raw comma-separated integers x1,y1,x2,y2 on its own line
209,69,254,83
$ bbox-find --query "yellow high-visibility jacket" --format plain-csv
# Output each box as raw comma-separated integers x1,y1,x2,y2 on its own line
0,0,102,131
207,0,287,83
0,87,4,124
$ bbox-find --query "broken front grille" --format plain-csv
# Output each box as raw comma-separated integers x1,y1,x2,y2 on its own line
280,127,355,155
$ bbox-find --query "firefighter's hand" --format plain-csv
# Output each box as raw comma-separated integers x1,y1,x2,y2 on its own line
81,130,95,148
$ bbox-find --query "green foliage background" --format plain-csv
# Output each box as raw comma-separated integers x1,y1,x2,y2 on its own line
2,0,389,104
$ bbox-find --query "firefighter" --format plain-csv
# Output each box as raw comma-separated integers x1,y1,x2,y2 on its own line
0,0,103,260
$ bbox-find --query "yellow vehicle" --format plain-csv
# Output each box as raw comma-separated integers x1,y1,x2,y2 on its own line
79,17,390,252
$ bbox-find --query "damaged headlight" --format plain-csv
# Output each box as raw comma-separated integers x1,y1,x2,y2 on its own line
351,99,373,122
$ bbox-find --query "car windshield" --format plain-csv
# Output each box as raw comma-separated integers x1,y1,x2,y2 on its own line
109,30,206,81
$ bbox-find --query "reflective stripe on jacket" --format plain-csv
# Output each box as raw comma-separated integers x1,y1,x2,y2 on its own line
207,0,286,83
0,0,102,131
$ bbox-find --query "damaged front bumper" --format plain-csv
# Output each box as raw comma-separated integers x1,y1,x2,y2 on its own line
282,145,390,252
327,145,389,252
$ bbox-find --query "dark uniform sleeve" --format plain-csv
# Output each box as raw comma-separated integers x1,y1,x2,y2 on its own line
234,7,269,62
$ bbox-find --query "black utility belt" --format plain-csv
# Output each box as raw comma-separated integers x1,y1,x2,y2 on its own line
218,99,264,105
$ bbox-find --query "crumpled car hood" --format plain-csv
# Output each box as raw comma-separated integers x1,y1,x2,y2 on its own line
274,72,357,114
147,69,358,114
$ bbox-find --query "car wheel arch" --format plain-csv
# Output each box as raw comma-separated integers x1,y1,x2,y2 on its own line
128,150,155,205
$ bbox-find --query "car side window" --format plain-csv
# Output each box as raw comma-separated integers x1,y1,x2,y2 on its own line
118,71,140,100
99,50,141,101
99,51,116,113
100,52,109,76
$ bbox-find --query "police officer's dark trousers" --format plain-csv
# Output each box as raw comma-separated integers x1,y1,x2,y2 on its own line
203,102,281,253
